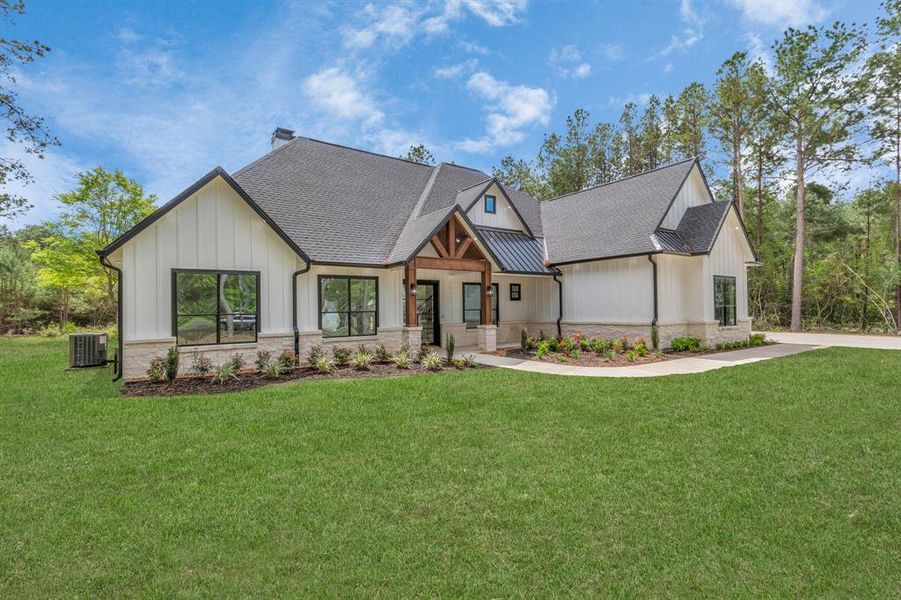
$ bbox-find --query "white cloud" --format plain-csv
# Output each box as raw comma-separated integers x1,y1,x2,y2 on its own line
461,71,552,151
1,142,86,228
424,0,528,33
663,62,673,73
598,43,626,63
548,44,592,79
459,40,489,55
433,58,478,79
729,0,826,27
341,3,422,50
653,0,705,58
302,67,384,127
742,31,773,73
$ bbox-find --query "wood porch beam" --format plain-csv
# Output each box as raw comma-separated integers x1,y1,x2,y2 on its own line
404,262,417,327
448,218,457,258
414,256,487,272
430,234,449,258
481,262,492,325
454,237,473,259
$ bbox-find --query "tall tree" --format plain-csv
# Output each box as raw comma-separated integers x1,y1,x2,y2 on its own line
660,94,679,164
618,102,643,176
709,52,768,219
866,0,901,330
539,108,598,196
640,95,663,170
768,23,868,331
54,167,156,317
399,144,435,165
747,122,782,249
492,155,548,200
673,82,710,166
0,0,59,221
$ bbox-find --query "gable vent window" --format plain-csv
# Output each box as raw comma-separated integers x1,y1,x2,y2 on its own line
173,270,259,346
484,194,496,214
714,275,736,326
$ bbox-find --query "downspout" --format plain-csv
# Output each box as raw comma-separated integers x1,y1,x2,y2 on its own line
647,254,658,326
553,273,563,339
98,252,123,381
291,262,312,364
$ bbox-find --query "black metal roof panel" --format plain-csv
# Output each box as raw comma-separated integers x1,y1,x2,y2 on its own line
476,227,554,274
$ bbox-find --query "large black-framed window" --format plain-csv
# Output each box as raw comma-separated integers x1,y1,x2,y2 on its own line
463,282,499,328
484,194,496,214
172,269,259,346
509,283,521,301
714,275,736,326
318,275,379,338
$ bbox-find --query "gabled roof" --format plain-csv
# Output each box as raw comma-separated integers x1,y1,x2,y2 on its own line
676,201,731,254
540,159,696,265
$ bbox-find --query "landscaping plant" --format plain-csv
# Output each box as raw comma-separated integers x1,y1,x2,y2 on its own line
375,343,391,363
749,333,766,346
277,350,296,370
651,324,659,351
333,346,351,367
228,353,246,373
255,351,272,371
535,340,550,359
464,355,477,368
262,361,283,379
521,328,529,351
445,334,455,362
211,362,239,384
147,356,166,382
308,345,323,365
451,357,466,369
190,351,213,377
351,349,374,371
314,355,335,374
391,350,412,369
420,351,443,371
164,346,179,382
671,337,703,352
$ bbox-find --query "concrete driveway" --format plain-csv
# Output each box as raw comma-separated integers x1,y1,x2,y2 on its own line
761,331,901,350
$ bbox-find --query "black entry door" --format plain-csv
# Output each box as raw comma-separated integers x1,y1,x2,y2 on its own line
416,281,440,345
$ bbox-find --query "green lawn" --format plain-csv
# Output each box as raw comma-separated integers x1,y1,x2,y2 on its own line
2,338,899,596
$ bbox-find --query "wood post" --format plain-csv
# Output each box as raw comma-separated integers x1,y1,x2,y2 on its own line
448,218,456,258
481,262,492,325
405,261,417,327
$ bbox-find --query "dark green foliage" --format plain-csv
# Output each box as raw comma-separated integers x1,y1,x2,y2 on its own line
147,356,166,382
277,350,295,371
671,337,703,352
307,345,323,365
332,346,351,367
228,353,246,373
375,344,391,363
521,329,529,351
190,351,212,376
651,324,659,351
255,350,271,372
445,334,455,362
164,346,179,382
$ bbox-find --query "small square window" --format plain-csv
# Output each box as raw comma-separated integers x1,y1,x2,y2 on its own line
509,283,521,301
484,194,496,214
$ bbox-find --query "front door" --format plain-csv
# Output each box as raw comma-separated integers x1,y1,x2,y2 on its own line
416,280,440,346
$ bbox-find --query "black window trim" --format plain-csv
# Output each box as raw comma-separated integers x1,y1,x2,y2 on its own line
462,281,499,328
713,274,737,326
509,282,521,301
171,268,261,347
317,274,380,338
484,194,497,214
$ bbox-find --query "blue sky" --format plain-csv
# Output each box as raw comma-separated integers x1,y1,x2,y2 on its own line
7,0,884,227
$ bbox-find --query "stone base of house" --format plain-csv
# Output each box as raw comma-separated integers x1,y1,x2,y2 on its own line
122,332,294,381
555,319,753,350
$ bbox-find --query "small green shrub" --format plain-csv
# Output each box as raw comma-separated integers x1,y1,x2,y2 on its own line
521,329,529,351
671,337,703,352
579,337,590,351
538,330,546,342
164,346,179,382
147,356,167,382
277,350,296,371
314,355,335,374
749,333,766,346
634,339,649,357
652,349,664,359
651,324,659,351
211,362,238,384
464,355,477,368
262,361,283,379
590,338,610,354
611,338,624,354
625,349,638,362
332,346,351,367
604,350,616,362
420,351,443,371
445,334,455,362
351,349,374,371
619,335,631,351
555,352,568,362
255,351,272,371
228,353,246,373
535,340,550,359
392,350,412,369
570,348,581,359
190,351,212,376
307,345,323,365
451,357,466,369
375,343,391,363
548,337,559,352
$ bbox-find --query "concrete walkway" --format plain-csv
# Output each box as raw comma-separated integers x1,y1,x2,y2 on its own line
760,331,901,350
467,343,824,378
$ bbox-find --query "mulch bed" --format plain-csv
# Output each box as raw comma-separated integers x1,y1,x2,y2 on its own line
122,360,482,397
495,342,774,368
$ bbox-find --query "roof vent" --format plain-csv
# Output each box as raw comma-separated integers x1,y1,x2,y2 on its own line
271,127,295,150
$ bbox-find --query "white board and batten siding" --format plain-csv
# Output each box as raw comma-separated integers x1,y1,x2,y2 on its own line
466,183,527,232
560,256,654,323
659,166,709,229
112,176,303,342
704,209,751,320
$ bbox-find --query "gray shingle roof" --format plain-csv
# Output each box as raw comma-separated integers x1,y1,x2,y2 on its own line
419,164,492,216
233,137,433,264
476,227,554,274
386,207,453,265
540,159,696,265
675,200,731,253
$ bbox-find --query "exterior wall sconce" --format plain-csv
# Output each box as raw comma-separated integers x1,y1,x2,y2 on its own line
486,286,494,296
410,284,417,296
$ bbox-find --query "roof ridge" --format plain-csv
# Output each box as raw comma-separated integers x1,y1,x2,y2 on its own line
543,158,697,204
296,136,437,169
439,161,488,175
457,176,494,192
232,135,304,178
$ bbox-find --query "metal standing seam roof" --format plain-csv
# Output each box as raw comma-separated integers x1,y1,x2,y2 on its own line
475,227,555,274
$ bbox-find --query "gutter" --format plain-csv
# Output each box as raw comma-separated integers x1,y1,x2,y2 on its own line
97,252,123,381
291,262,312,364
647,254,658,326
553,273,563,338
